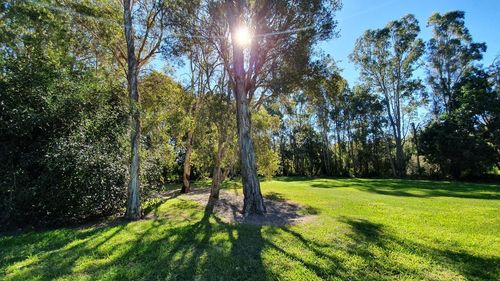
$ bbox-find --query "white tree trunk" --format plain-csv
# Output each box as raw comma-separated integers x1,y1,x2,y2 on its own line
123,0,141,220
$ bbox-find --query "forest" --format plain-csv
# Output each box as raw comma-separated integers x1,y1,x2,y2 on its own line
0,1,499,280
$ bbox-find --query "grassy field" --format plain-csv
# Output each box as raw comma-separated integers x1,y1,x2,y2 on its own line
1,178,499,280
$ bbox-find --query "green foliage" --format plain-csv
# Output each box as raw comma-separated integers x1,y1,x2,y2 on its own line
253,109,281,178
191,91,237,179
426,11,487,115
350,14,425,177
0,65,129,227
0,0,128,228
140,71,189,189
1,0,498,231
420,68,500,178
349,85,389,176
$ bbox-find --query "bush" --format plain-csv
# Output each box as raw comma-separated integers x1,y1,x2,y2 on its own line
0,62,129,228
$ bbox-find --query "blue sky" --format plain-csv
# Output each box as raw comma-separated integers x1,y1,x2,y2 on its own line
325,0,500,85
167,1,499,86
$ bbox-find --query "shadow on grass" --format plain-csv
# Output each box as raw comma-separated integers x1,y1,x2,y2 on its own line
143,191,181,217
263,192,287,202
273,176,316,182
308,178,499,200
1,202,498,280
0,199,268,280
339,217,499,280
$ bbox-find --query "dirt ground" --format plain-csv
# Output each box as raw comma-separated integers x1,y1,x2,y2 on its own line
180,188,316,226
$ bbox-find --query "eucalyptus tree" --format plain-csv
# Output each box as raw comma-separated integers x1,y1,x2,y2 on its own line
140,71,188,189
199,0,340,215
302,56,348,175
59,0,179,218
121,0,173,219
420,67,499,178
426,11,486,116
185,48,234,196
65,0,174,219
162,0,229,194
349,85,386,176
350,14,424,177
204,87,237,199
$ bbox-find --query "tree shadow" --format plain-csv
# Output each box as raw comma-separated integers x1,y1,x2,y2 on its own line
273,176,316,182
0,221,131,280
2,201,498,280
143,190,182,217
339,217,499,280
309,178,500,200
74,197,268,281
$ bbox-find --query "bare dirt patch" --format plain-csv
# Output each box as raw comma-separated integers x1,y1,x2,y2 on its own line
181,188,317,226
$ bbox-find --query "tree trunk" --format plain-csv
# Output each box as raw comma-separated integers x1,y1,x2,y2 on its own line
210,126,227,200
384,137,397,177
235,84,266,215
395,136,404,177
210,144,225,199
411,123,421,176
233,60,266,215
211,163,223,200
123,0,141,220
227,1,265,216
181,130,194,193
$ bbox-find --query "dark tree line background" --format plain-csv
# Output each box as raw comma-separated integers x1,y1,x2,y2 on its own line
1,1,498,229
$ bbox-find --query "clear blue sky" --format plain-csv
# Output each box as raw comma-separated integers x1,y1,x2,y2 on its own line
325,0,500,85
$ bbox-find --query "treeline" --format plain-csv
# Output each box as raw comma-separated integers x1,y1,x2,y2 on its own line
1,1,498,228
278,12,500,179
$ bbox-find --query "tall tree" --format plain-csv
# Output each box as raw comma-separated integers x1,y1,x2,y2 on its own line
350,14,424,177
303,57,346,175
205,0,340,216
121,0,167,219
426,11,486,116
180,41,219,194
140,71,187,190
420,67,499,178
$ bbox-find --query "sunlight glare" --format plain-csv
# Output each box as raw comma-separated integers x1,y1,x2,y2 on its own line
234,25,252,47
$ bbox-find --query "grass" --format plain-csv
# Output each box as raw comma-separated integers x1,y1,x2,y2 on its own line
1,178,499,280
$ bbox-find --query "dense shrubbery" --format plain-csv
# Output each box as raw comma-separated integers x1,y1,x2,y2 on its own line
0,62,129,227
0,1,129,228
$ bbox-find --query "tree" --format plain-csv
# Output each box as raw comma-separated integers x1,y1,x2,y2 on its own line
426,11,487,116
253,108,281,179
349,85,387,177
420,67,500,178
140,71,187,190
205,89,237,199
180,42,219,194
303,57,337,175
350,14,424,177
204,0,340,216
121,0,168,219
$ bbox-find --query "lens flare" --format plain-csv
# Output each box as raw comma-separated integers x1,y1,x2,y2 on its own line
234,26,252,47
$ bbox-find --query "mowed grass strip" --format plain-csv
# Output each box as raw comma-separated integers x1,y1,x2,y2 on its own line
1,178,499,280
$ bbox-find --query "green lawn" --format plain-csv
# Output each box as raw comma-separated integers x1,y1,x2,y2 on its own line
1,178,499,280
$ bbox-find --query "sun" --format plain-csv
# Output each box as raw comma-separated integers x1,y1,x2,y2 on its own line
234,25,252,47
